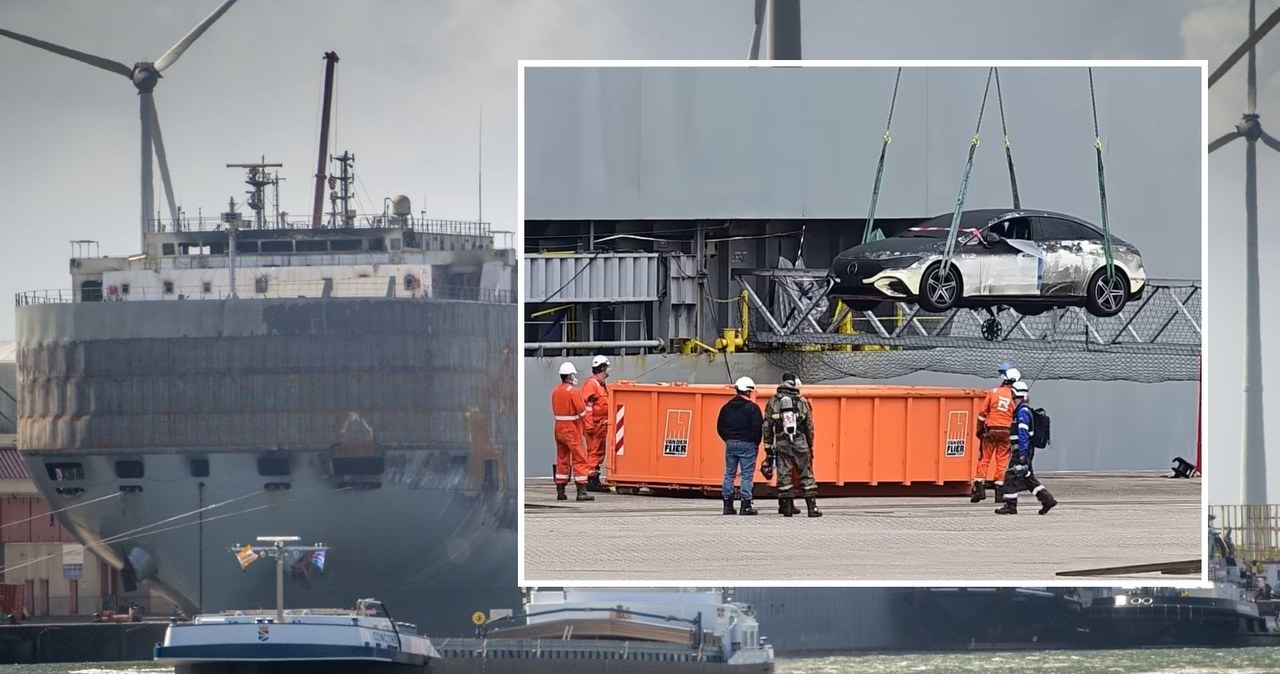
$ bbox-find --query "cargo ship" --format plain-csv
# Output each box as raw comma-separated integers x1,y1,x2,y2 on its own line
1076,519,1280,648
14,152,518,636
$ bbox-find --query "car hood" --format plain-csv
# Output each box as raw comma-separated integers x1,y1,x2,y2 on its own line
832,236,948,263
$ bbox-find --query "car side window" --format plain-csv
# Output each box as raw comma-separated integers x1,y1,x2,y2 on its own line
1068,221,1104,240
1002,217,1033,240
1034,217,1079,241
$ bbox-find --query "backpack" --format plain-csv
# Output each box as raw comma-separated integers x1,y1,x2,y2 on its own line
1030,407,1051,449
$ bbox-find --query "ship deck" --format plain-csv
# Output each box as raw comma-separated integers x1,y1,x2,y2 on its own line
522,471,1202,582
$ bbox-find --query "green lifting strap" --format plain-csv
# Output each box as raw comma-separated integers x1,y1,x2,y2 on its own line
940,68,995,278
862,68,903,245
994,68,1021,210
1088,68,1117,282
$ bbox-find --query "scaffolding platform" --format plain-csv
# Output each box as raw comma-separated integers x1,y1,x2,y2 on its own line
736,270,1200,383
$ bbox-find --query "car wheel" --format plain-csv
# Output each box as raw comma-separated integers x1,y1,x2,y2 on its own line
918,261,962,313
1085,267,1129,317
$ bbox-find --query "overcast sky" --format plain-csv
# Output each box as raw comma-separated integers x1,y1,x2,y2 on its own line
0,0,1267,505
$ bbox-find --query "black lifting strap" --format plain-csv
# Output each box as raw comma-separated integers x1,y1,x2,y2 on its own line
994,68,1021,210
863,67,903,245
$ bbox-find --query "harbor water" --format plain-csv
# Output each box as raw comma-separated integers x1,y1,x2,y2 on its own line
13,649,1280,674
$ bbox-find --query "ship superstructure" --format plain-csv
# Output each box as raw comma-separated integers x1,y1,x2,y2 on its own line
15,156,519,636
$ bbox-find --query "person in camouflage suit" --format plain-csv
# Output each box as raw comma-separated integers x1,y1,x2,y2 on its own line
760,372,822,518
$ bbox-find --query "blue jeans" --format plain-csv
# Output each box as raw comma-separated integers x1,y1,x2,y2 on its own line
723,440,759,501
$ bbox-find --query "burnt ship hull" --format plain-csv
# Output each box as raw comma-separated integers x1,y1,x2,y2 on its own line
732,587,1088,654
897,588,1088,650
1079,595,1280,648
15,296,519,637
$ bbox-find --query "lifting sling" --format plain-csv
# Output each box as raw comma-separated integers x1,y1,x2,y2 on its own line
1088,67,1117,283
940,68,995,278
863,68,903,244
994,68,1021,210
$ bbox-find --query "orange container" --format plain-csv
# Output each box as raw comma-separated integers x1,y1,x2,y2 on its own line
604,382,988,497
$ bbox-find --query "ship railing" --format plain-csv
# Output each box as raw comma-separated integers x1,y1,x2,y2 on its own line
153,213,504,239
431,637,723,662
1210,504,1280,563
16,283,515,305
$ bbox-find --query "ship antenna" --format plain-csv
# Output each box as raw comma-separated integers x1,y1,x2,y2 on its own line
478,105,484,224
330,152,356,227
227,159,283,230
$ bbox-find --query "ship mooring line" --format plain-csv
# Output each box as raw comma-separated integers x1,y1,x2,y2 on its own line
0,487,288,577
111,485,352,543
0,491,121,531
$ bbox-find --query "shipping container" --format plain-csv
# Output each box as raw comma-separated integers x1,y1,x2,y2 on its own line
604,382,988,497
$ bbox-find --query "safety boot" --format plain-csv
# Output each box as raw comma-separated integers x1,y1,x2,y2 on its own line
780,497,795,518
586,474,609,493
723,497,736,515
575,485,595,501
739,500,758,516
995,497,1018,515
556,484,567,501
805,497,823,518
993,484,1005,502
969,480,986,503
1036,489,1058,515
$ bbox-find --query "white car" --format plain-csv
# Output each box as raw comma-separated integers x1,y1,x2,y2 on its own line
828,208,1147,317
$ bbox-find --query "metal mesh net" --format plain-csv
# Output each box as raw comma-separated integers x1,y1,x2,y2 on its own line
750,281,1200,384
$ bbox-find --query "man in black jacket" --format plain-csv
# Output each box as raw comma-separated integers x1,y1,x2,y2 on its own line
717,376,763,515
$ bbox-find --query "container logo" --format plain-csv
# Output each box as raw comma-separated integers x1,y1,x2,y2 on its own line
944,410,969,457
662,409,693,457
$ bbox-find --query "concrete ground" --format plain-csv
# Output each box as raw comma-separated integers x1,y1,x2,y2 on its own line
523,471,1202,582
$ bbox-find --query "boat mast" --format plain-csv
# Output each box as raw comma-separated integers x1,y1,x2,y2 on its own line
232,536,327,625
312,52,340,229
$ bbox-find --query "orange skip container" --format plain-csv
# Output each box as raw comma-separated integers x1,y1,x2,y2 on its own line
604,382,988,497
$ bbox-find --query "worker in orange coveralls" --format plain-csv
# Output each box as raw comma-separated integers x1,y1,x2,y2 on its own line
551,361,594,502
970,363,1019,504
581,355,612,493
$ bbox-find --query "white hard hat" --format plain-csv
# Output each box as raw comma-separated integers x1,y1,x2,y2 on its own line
558,362,577,376
734,376,756,392
591,355,611,369
1012,380,1029,398
1004,367,1022,383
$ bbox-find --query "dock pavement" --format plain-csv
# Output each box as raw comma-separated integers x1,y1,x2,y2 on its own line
523,471,1202,582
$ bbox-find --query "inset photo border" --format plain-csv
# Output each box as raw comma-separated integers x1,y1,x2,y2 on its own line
517,60,1207,588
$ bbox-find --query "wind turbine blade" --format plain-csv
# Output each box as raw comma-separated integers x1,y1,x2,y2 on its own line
0,28,131,78
1260,129,1280,154
147,96,181,228
154,0,240,72
1209,130,1243,153
749,0,765,60
1208,3,1280,88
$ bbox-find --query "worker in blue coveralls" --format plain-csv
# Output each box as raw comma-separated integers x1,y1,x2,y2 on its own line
994,380,1058,515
